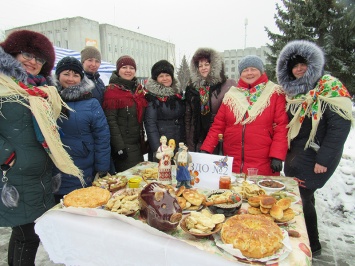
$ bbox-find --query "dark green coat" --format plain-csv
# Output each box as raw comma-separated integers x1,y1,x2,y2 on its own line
0,53,56,227
103,72,147,172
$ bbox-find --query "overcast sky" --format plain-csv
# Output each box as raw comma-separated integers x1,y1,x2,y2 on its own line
1,0,282,64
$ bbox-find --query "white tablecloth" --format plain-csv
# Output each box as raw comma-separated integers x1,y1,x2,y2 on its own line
35,210,237,266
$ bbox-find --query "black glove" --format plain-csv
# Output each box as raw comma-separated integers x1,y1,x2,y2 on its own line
270,158,283,173
199,150,209,154
98,171,108,178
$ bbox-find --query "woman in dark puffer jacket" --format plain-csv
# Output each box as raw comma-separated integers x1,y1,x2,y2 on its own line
144,60,185,161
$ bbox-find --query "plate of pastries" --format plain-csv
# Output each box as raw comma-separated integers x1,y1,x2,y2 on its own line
175,186,206,213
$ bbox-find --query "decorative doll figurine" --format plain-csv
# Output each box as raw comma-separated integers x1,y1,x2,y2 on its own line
174,143,193,189
156,136,174,184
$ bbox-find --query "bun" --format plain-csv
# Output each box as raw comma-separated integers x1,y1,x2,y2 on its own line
276,198,292,210
275,208,295,223
248,196,261,207
270,204,283,220
221,214,283,258
247,206,262,215
260,206,270,214
260,196,276,208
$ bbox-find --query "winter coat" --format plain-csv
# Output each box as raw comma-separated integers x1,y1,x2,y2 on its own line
276,40,353,189
53,77,111,195
144,78,185,160
0,48,55,227
103,71,148,172
185,48,237,152
200,74,289,175
84,71,105,105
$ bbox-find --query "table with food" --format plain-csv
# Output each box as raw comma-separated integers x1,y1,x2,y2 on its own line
35,161,313,265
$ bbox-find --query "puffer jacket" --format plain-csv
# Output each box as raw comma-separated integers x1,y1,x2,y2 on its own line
144,77,185,160
84,71,106,105
201,74,289,175
277,40,352,189
185,48,237,152
53,76,111,195
0,47,55,227
103,71,147,172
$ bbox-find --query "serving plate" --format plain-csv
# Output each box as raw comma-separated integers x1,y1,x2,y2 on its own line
257,180,285,193
180,214,222,238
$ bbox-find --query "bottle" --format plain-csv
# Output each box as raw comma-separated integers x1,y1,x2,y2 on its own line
218,134,224,155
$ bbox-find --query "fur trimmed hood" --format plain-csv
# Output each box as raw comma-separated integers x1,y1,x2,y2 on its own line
56,75,95,102
145,77,181,97
0,47,28,83
276,40,325,97
190,47,226,87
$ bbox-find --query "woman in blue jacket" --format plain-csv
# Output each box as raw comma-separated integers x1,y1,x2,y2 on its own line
53,57,111,203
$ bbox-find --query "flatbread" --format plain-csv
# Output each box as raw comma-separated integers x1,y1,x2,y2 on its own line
63,186,111,208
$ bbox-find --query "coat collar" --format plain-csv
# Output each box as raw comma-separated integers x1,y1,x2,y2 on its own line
144,78,181,97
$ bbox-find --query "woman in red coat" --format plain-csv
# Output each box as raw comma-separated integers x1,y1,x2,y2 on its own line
201,55,288,176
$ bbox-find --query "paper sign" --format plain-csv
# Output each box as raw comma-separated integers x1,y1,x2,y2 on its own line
189,152,234,190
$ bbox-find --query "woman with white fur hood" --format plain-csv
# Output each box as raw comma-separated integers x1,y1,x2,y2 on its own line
276,40,353,256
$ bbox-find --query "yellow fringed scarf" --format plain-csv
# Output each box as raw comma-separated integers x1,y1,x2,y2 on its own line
0,73,84,184
286,75,354,149
223,81,284,125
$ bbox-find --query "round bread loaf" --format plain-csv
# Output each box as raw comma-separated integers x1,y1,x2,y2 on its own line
221,214,283,259
247,206,262,215
63,187,111,208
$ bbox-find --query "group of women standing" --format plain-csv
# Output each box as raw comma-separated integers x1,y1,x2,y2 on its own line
0,28,353,265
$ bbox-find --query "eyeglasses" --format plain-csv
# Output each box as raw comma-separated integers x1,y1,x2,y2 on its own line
21,52,46,65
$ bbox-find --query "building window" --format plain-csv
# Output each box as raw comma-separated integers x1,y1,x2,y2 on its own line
225,67,229,72
231,67,235,72
231,60,235,65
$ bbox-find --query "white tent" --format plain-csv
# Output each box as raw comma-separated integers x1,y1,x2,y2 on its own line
53,46,115,85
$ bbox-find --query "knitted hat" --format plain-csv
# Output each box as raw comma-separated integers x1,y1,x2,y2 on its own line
116,55,136,71
80,46,101,63
151,60,174,80
55,56,84,79
0,30,55,77
238,55,264,75
287,54,307,76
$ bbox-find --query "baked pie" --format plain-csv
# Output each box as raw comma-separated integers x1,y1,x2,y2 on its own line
63,186,111,208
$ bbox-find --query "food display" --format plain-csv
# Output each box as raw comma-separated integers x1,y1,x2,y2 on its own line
176,186,206,212
247,195,296,223
92,174,128,192
221,214,284,259
139,182,182,231
205,189,242,217
141,167,158,180
63,187,111,208
257,179,285,193
180,209,225,237
231,181,266,200
105,188,141,215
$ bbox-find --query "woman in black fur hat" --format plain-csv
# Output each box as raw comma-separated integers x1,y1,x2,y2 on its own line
184,47,237,152
144,60,185,162
276,40,354,256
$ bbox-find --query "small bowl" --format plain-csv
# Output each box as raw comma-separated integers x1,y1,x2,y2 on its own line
257,179,285,193
205,189,242,217
180,214,222,238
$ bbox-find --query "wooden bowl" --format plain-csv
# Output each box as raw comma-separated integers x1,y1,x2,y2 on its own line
180,214,222,238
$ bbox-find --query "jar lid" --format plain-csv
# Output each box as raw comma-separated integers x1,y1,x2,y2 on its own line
129,176,142,183
220,176,231,180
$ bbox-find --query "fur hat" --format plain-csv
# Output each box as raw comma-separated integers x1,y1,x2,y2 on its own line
80,46,101,63
151,60,174,80
276,40,325,97
0,30,55,77
55,56,84,79
116,55,136,71
238,55,264,75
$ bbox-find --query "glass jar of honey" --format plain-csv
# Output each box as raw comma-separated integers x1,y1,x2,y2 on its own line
219,176,231,189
